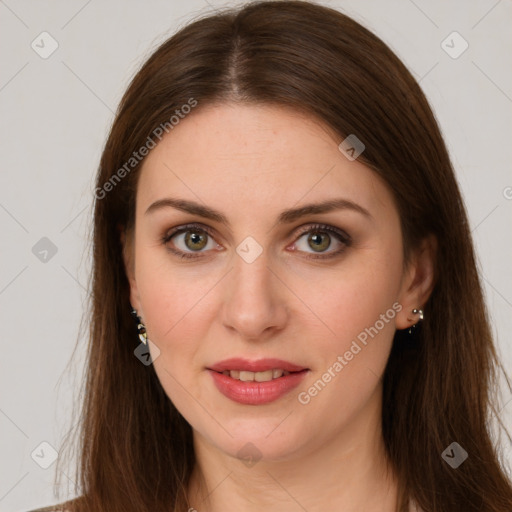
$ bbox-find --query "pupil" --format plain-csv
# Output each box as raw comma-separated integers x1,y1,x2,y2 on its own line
309,232,329,252
187,231,206,250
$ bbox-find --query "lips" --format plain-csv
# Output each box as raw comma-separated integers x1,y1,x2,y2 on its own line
221,369,290,382
208,357,307,373
207,358,309,405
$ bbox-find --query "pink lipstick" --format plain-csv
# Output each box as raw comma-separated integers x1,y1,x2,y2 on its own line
207,357,309,405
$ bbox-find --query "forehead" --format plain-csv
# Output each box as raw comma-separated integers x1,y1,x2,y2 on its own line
136,103,395,224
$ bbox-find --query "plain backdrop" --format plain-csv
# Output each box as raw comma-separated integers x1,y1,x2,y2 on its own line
1,0,511,510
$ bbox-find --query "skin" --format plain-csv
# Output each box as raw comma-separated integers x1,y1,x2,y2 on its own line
123,103,435,512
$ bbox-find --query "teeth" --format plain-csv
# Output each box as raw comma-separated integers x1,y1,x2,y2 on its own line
254,370,273,382
221,369,294,382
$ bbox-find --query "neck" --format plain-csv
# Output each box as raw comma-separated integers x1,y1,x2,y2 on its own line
187,384,399,512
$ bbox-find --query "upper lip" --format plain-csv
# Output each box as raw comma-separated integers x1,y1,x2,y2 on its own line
208,357,308,373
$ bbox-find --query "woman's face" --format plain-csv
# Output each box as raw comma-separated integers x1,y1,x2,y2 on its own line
124,103,427,462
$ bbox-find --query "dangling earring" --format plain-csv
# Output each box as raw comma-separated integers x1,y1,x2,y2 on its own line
130,307,148,345
408,308,424,335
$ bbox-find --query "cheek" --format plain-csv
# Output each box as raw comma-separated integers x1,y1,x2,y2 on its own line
137,260,214,418
136,264,223,433
291,248,403,403
135,243,205,327
294,248,402,345
291,295,398,431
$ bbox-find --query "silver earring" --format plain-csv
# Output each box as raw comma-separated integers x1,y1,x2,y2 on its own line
408,308,424,335
130,307,148,345
412,308,424,320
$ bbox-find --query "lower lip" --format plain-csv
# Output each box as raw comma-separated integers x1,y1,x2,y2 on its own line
207,369,309,405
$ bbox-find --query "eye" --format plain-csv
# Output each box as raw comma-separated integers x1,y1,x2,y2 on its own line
292,223,351,259
162,222,351,260
162,223,220,259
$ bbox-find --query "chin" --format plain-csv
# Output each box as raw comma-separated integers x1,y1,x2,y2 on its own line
208,417,311,463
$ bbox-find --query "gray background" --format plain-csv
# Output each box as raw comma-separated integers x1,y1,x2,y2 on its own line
1,0,511,510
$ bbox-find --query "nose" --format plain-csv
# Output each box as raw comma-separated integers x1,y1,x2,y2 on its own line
220,248,289,342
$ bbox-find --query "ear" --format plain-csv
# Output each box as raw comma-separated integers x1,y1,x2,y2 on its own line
119,224,142,314
395,234,437,330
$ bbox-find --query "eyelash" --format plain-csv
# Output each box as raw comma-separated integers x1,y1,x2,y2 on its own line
161,222,352,260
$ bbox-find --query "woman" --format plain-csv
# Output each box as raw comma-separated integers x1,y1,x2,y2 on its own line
32,1,512,511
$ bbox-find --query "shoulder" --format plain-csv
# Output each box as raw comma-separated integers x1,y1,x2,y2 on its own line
27,506,70,512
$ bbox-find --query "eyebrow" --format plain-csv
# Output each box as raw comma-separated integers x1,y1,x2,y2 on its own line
144,197,373,225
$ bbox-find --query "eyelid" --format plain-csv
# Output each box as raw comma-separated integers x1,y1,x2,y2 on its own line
162,222,217,243
162,221,351,259
294,223,351,243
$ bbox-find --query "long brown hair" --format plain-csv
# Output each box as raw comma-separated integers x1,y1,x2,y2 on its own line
53,1,512,511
